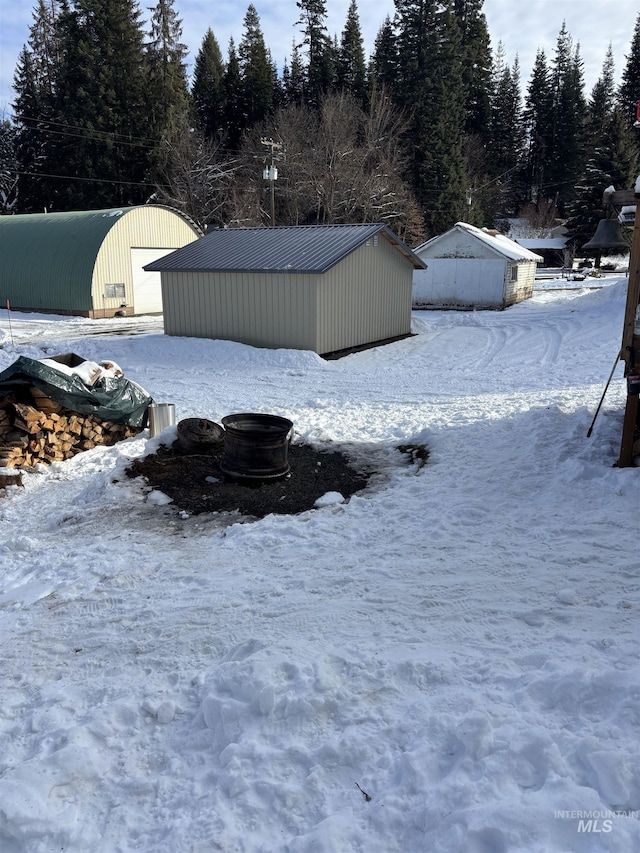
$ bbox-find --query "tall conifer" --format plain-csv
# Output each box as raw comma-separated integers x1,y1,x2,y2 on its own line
618,12,640,133
296,0,333,107
368,17,397,94
282,42,306,106
49,0,151,209
239,5,274,128
146,0,190,139
223,39,244,150
191,29,226,140
394,0,467,233
453,0,492,140
546,24,587,211
489,45,524,215
336,0,367,107
12,0,62,212
523,49,554,204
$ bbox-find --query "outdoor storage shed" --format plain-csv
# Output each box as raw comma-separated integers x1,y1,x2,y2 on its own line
0,206,202,318
412,222,543,309
145,223,425,355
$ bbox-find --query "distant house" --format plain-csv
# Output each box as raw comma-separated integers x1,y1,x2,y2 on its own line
0,206,202,318
513,236,569,268
413,222,543,310
145,223,425,356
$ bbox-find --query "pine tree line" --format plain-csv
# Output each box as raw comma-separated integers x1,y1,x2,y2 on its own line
2,0,640,248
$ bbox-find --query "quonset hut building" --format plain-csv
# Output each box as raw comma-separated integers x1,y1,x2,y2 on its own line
0,206,202,318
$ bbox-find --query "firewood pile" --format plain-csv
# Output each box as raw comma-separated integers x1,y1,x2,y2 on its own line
0,386,143,469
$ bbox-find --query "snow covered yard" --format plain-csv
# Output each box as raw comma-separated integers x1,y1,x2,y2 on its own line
0,278,638,852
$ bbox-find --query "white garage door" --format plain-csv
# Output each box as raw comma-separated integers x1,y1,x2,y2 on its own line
131,248,172,314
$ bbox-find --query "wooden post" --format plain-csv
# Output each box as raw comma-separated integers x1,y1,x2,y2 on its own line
616,191,640,466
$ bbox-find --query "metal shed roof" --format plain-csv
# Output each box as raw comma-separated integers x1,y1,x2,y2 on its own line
145,223,425,274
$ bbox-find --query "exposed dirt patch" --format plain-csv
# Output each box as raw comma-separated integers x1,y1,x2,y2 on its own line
125,440,384,520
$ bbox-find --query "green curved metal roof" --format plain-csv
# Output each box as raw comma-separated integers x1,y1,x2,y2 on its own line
0,207,138,311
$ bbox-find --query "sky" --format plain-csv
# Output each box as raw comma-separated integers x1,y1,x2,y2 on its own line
0,271,638,849
1,0,639,118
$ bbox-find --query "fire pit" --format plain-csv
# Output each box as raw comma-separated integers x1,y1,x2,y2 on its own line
220,413,293,480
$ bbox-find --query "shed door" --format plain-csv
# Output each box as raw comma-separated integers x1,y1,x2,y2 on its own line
130,248,172,314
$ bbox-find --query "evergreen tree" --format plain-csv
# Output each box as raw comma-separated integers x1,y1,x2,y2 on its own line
546,24,587,212
565,105,638,256
238,5,274,128
12,0,62,212
146,0,190,139
523,49,554,205
618,12,640,131
191,29,226,140
488,45,525,216
394,0,467,234
47,0,152,209
589,45,616,143
270,51,285,111
223,39,244,150
368,17,397,94
586,45,619,173
453,0,492,140
295,0,333,107
282,42,306,106
335,0,367,107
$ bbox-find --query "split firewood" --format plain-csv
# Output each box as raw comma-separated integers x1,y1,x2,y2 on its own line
0,392,143,469
29,387,63,414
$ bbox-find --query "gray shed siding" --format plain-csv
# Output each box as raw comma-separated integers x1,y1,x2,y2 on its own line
316,237,413,353
161,270,317,350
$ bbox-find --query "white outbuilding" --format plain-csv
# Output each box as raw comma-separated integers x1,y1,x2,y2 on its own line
412,222,543,310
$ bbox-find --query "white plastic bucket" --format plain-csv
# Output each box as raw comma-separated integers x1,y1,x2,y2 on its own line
148,403,176,437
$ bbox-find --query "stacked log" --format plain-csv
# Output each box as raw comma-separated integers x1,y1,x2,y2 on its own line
0,387,142,469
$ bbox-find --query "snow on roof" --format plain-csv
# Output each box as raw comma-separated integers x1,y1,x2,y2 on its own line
515,237,568,251
416,222,543,262
455,222,544,261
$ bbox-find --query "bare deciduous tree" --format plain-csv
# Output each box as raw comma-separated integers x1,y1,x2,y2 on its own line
0,118,19,214
153,121,239,230
154,90,425,243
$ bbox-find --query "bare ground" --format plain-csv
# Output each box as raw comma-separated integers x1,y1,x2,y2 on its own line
125,439,386,520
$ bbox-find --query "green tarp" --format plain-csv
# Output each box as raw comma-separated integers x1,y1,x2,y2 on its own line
0,354,152,427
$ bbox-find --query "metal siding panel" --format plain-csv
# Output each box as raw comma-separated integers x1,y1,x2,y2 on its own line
163,271,317,349
317,239,412,353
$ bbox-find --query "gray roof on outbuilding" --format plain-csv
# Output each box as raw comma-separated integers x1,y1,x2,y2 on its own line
145,223,425,274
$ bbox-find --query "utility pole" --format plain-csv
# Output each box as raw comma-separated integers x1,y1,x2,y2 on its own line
261,137,283,226
605,184,640,466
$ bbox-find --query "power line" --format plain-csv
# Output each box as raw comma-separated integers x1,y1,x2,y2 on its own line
5,111,160,147
7,113,158,150
15,168,167,189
